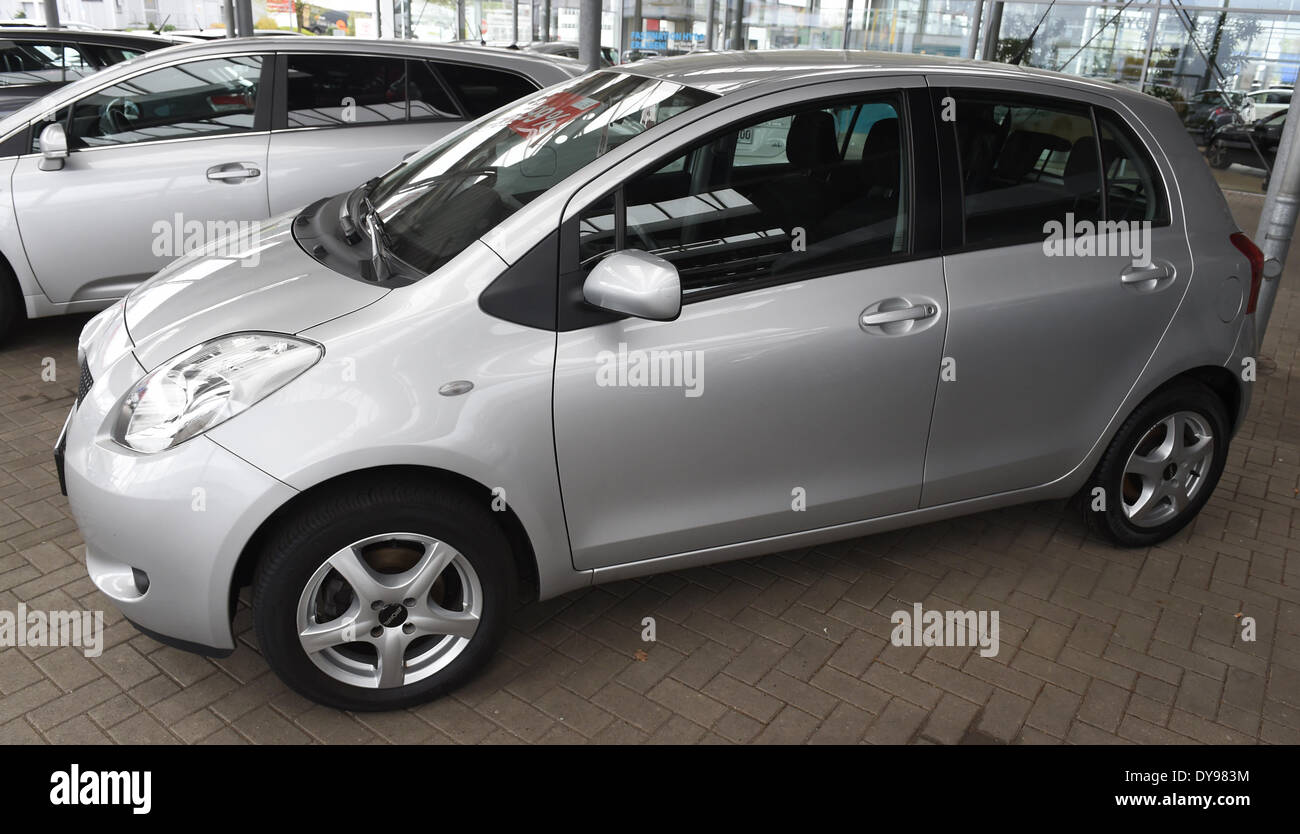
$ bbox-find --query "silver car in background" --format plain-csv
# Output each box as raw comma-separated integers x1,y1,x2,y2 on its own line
0,37,579,335
63,51,1260,710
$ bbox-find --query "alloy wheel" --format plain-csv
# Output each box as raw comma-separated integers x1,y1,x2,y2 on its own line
1120,410,1215,529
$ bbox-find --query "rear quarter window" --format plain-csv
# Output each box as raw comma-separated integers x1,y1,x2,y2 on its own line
436,62,538,118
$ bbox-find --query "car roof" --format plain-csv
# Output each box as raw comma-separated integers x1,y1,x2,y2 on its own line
611,49,1154,106
0,27,176,46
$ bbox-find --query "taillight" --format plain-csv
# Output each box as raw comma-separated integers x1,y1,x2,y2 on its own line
1212,106,1226,116
1230,231,1265,314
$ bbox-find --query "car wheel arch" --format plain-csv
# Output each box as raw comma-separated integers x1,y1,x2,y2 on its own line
230,464,542,626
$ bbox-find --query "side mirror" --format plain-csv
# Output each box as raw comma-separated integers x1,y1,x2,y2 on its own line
38,123,68,171
583,249,681,321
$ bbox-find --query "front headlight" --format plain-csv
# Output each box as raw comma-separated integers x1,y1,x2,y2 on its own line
113,332,322,453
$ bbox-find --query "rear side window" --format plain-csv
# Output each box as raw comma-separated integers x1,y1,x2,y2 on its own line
286,54,407,126
1097,113,1169,225
0,40,93,86
436,62,537,118
952,93,1103,247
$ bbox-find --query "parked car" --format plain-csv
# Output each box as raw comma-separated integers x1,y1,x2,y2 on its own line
166,28,306,41
1207,108,1286,183
0,28,178,115
63,51,1259,710
1183,88,1251,145
520,41,617,66
0,37,578,334
0,19,102,31
1245,86,1291,121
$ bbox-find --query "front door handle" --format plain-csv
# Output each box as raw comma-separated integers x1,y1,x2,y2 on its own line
1120,263,1172,285
206,163,260,182
861,304,937,327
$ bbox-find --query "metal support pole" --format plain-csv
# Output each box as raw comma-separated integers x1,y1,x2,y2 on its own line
980,1,1002,61
842,0,854,49
580,0,601,70
457,0,466,39
42,0,60,28
223,0,235,36
705,0,715,49
966,0,985,59
543,0,551,42
512,0,519,44
1253,102,1300,350
374,0,382,37
732,0,744,49
235,0,255,37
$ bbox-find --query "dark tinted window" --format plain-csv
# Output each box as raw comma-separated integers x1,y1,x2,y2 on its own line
952,94,1103,247
0,40,92,86
286,54,406,126
1098,113,1170,225
436,62,537,117
579,94,909,298
407,61,459,120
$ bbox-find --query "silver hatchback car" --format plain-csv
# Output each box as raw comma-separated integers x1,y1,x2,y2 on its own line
0,37,577,334
63,51,1261,710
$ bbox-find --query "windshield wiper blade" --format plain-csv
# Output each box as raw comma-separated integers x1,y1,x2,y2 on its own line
339,176,380,245
361,196,394,282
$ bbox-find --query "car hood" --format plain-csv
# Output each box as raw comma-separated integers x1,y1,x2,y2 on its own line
125,211,388,369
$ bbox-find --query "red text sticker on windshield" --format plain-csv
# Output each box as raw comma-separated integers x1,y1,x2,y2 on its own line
508,92,602,138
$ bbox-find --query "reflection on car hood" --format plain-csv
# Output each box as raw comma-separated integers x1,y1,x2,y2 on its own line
125,212,388,370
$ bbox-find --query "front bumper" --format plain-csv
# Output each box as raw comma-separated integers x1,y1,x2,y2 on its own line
62,342,297,653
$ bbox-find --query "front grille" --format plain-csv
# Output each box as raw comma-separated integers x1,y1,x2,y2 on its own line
76,358,93,405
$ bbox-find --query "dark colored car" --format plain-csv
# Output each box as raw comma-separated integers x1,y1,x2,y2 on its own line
1207,108,1286,184
1184,88,1250,145
0,28,177,115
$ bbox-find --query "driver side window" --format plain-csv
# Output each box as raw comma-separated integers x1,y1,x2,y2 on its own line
35,55,264,151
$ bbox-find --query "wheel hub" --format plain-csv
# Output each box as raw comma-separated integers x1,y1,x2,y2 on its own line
377,603,408,628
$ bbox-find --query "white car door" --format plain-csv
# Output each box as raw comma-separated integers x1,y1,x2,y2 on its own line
11,53,271,306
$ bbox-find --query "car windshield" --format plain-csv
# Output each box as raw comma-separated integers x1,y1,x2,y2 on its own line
366,71,716,275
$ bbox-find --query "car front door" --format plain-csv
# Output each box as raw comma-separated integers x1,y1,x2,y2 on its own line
921,83,1192,507
552,83,950,570
265,54,502,214
11,53,271,305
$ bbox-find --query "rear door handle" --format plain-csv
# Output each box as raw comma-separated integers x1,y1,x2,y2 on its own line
206,163,260,182
1120,263,1172,284
861,304,937,327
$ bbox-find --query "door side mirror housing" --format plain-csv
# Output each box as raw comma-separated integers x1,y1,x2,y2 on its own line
583,249,682,321
38,123,68,171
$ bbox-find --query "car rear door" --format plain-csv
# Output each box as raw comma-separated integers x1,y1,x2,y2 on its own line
265,52,539,214
920,81,1192,507
11,52,271,306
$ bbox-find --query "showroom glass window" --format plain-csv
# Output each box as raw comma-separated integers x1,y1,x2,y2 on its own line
579,93,910,299
50,55,263,148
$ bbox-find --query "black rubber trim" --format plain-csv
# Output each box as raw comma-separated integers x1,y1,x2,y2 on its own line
125,618,234,659
478,230,559,330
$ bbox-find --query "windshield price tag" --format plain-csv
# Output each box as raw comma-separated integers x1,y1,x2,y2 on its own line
508,92,602,138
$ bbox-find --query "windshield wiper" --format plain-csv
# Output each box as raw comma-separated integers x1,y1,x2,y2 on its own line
360,196,395,282
339,176,380,245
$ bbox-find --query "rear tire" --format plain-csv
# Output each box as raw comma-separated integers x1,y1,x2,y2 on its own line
1084,382,1229,548
253,476,516,711
1207,140,1231,169
0,263,23,346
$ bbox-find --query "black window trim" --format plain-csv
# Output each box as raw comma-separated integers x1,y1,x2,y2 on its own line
937,85,1173,256
555,85,940,328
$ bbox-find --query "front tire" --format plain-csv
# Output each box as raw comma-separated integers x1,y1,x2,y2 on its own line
253,477,515,711
1085,382,1229,548
1207,140,1231,169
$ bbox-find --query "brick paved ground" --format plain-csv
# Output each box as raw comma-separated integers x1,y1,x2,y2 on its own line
0,192,1296,745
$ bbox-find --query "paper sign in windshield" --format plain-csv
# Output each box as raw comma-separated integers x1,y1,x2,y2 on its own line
508,92,602,138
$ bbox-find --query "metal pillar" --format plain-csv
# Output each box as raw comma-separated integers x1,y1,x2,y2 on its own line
43,0,60,28
374,0,382,37
579,0,600,70
842,0,854,49
543,0,551,42
512,0,519,44
967,0,985,59
235,0,255,37
1137,0,1161,90
732,0,744,49
705,0,716,49
223,0,235,36
1254,104,1300,350
980,1,1002,61
457,0,466,39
